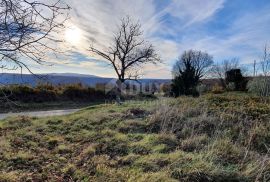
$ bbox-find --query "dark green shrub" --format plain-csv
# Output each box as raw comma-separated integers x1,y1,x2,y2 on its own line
171,50,213,97
225,69,247,91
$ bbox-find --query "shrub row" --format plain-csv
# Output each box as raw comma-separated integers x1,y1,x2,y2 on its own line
0,84,106,103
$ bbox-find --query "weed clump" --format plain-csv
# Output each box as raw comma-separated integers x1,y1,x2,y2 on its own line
124,108,149,118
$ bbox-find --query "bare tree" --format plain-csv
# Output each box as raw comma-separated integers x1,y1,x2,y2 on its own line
0,0,70,72
211,58,239,88
171,50,213,96
247,45,270,97
89,16,160,84
173,50,213,79
253,60,257,77
261,44,270,76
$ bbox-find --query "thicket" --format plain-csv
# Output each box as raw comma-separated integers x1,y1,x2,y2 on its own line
248,77,270,97
171,50,213,97
0,83,106,103
225,69,247,91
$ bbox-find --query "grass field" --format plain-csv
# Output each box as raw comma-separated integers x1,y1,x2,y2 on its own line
0,93,269,181
0,101,101,114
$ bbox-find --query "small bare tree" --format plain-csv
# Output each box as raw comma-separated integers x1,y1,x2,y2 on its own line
89,16,160,85
261,44,270,76
211,58,239,88
0,0,70,72
248,45,270,97
253,60,257,77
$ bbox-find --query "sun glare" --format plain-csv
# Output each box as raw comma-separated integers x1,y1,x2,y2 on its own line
65,26,82,45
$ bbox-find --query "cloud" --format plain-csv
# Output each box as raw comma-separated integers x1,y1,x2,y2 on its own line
151,38,180,63
56,0,227,78
168,0,225,27
178,6,270,64
63,0,226,49
24,0,270,79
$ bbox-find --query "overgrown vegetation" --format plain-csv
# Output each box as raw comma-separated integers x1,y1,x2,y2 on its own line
0,83,159,113
0,83,106,113
225,69,247,91
0,83,105,103
171,50,213,96
0,93,269,181
248,77,270,97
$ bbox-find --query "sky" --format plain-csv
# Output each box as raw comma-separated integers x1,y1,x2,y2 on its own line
22,0,270,79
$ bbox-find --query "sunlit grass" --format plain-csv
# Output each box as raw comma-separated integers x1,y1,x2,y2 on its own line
0,93,269,181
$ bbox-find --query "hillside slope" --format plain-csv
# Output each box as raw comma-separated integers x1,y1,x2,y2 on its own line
0,93,269,181
0,73,170,86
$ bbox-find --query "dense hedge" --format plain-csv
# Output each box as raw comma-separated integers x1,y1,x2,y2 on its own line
0,84,106,103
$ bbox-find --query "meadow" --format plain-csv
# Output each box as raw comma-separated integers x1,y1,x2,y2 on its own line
0,92,269,181
1,0,270,181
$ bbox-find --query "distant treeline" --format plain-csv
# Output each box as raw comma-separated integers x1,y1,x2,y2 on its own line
0,83,106,103
0,82,163,103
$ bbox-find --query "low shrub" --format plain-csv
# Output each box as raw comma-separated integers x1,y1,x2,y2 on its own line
211,84,224,94
196,84,208,95
160,83,172,96
226,82,236,91
247,77,270,97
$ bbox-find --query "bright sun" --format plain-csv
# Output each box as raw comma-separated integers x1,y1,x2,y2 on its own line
65,26,82,45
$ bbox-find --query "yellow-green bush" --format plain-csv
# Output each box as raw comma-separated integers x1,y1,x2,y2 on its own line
211,84,224,94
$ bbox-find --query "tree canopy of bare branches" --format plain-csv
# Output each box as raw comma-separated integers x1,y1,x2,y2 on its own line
173,50,213,79
171,50,213,96
0,0,69,72
248,45,270,97
89,16,160,83
261,44,270,76
211,58,239,87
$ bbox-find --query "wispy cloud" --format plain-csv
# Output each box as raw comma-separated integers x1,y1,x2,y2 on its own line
168,0,225,27
24,0,270,78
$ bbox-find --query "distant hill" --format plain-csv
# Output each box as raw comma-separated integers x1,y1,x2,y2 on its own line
0,73,171,87
49,73,100,78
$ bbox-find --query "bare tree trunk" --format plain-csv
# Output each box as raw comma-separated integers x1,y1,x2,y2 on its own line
253,60,257,77
219,78,227,89
116,80,123,105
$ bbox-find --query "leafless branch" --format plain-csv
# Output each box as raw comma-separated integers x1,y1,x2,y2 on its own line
0,0,70,71
211,58,239,87
173,50,213,79
261,44,270,76
89,16,160,83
